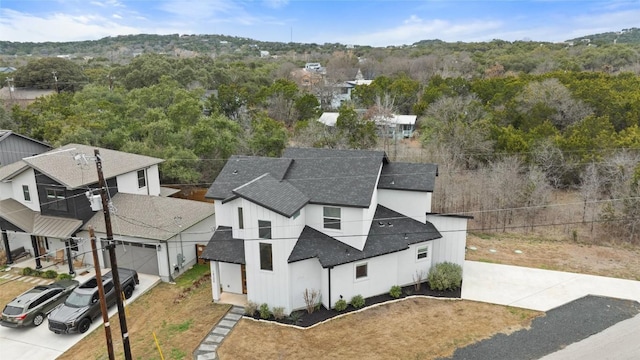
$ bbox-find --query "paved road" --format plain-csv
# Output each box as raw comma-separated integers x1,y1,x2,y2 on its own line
0,271,160,360
539,313,640,360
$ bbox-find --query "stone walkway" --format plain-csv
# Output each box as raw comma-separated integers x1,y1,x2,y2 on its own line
193,305,245,360
0,273,53,285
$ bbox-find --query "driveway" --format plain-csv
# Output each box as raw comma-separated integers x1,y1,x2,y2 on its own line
1,271,160,360
461,260,640,311
458,261,640,359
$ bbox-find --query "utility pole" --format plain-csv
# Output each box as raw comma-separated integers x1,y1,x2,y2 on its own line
95,149,133,360
52,71,59,93
89,226,115,360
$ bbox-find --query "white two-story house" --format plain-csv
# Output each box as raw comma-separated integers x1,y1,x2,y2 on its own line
0,143,215,281
201,147,469,314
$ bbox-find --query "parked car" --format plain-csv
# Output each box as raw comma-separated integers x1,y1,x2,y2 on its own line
1,279,79,328
48,268,139,334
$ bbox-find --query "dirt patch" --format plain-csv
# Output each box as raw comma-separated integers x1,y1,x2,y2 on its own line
219,298,539,360
466,232,640,281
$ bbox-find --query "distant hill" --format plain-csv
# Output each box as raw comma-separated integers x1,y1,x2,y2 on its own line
567,28,640,45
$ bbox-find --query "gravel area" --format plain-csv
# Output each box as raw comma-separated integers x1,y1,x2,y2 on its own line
440,295,640,360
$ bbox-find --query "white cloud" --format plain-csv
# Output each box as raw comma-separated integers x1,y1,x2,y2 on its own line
0,9,142,42
112,14,123,19
263,0,289,9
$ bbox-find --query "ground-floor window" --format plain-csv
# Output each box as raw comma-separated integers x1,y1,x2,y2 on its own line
417,245,429,260
355,262,368,279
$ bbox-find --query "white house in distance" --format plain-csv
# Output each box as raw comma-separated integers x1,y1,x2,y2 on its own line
318,112,418,138
201,147,469,314
0,143,214,282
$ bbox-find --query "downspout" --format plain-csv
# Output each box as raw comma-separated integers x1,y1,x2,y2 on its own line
328,267,332,310
65,239,74,275
164,241,174,283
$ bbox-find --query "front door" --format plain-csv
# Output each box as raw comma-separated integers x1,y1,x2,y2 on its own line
241,264,247,294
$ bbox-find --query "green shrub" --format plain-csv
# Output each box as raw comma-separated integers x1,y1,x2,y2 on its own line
334,299,348,312
57,273,73,281
33,269,43,277
272,306,285,320
389,285,402,298
44,270,58,279
287,311,302,323
21,267,34,276
427,262,463,291
244,301,258,316
351,295,365,309
259,303,271,319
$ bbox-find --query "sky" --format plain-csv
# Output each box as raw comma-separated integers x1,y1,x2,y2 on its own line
1,0,639,47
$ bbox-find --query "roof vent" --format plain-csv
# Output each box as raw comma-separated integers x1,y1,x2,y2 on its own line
378,221,385,227
232,169,238,175
388,222,393,227
390,179,395,185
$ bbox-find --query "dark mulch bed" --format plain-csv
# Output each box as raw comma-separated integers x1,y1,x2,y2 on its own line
245,281,461,328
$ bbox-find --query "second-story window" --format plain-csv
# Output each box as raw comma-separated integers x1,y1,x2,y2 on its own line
258,220,271,239
22,185,31,202
46,188,67,211
323,206,341,230
137,169,146,188
238,207,244,229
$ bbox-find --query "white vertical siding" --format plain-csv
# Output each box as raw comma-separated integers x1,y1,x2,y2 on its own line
397,242,433,285
116,167,161,196
0,181,11,199
210,261,221,300
330,255,398,305
243,200,304,311
11,168,39,211
219,262,243,294
289,259,323,313
214,201,231,227
426,215,468,268
305,204,367,250
378,189,430,223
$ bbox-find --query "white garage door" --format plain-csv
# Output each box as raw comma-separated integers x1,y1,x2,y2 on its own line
105,240,160,276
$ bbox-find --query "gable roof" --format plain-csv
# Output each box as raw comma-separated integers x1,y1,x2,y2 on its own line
205,155,292,201
282,147,386,208
82,193,214,241
0,130,51,148
232,173,309,218
208,147,437,215
288,205,442,268
199,226,245,264
0,160,30,181
22,144,163,189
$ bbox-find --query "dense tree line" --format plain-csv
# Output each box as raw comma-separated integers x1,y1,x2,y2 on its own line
3,44,640,243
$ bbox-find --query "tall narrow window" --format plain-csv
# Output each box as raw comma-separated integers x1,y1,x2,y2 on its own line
323,207,341,230
46,188,67,211
238,207,244,229
258,220,271,239
22,185,31,201
259,243,273,271
137,169,146,188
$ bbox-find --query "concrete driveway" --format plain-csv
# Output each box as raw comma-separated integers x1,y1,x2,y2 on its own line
461,260,640,311
1,270,160,360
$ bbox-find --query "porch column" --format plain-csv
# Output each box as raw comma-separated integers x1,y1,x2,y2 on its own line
65,239,74,275
2,229,11,265
211,261,221,301
30,235,42,269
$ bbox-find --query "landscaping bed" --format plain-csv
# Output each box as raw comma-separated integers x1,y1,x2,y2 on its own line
246,281,461,328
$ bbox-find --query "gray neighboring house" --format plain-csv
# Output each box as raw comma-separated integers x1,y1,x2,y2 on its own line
0,130,52,167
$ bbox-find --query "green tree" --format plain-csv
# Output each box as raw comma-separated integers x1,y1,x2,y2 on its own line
294,93,320,121
248,114,288,157
336,104,377,149
13,57,86,92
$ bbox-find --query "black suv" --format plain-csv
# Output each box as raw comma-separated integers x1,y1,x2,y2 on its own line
48,268,138,334
1,280,79,328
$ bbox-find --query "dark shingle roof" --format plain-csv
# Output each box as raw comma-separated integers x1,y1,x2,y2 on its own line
205,155,292,200
232,174,309,218
378,163,438,192
288,205,441,267
200,226,245,264
283,148,386,208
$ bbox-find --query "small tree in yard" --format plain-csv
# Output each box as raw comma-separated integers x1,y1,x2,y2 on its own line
428,262,463,291
303,289,321,314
